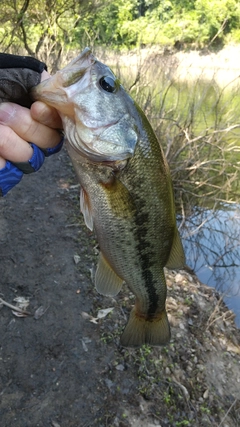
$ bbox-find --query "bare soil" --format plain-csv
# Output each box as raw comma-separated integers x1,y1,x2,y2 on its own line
0,147,240,427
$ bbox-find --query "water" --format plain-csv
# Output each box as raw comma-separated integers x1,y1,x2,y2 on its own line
180,205,240,327
117,51,240,327
157,68,240,327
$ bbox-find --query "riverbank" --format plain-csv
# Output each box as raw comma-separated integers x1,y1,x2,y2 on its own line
173,45,240,86
96,44,240,89
0,147,239,426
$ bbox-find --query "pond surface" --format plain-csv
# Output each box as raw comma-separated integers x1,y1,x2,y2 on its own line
118,52,240,328
161,69,240,327
181,205,240,327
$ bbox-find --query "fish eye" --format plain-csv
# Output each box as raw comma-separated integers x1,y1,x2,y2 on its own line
99,76,117,93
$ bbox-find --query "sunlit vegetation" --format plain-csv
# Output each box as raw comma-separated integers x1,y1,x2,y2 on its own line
1,0,240,63
1,0,240,210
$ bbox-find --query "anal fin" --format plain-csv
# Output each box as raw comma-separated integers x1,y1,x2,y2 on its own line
95,252,124,297
165,228,185,269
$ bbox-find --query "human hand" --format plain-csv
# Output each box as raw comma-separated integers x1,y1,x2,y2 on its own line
0,54,64,196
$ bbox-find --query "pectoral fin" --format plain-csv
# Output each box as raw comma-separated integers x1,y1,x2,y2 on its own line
165,228,185,269
80,187,93,231
95,252,124,297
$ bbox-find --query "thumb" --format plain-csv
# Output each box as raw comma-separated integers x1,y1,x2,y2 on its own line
30,101,63,129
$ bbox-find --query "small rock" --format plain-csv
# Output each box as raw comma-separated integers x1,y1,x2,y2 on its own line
116,364,125,371
73,254,81,264
175,273,185,283
105,379,114,390
203,389,209,399
196,364,205,371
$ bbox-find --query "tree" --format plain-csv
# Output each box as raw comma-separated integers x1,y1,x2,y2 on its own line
0,0,240,57
0,0,105,70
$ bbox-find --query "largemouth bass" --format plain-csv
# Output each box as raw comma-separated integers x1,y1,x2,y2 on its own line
33,48,185,347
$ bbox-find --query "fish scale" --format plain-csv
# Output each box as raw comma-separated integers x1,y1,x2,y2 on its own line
32,47,185,347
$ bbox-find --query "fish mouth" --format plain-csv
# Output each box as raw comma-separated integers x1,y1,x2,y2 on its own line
32,47,96,106
33,47,139,164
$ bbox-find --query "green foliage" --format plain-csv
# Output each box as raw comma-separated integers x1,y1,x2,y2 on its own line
230,28,240,43
163,11,202,44
1,0,240,60
195,0,239,45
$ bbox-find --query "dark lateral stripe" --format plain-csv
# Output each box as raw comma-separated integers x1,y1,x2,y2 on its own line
134,209,159,315
142,268,159,316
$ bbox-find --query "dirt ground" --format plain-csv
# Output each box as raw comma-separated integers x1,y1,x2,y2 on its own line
0,147,240,427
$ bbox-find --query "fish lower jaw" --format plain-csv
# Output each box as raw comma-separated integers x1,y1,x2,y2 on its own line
67,139,131,164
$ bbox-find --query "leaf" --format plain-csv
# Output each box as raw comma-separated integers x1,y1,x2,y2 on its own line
0,297,31,316
12,297,30,317
81,338,91,352
81,311,98,324
13,296,30,311
34,306,48,320
81,308,114,324
81,311,93,320
73,254,81,264
97,307,114,319
12,310,29,318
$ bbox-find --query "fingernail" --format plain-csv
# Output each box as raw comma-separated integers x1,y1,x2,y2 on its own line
0,103,16,124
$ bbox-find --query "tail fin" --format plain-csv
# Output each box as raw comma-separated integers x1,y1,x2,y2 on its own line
120,308,171,348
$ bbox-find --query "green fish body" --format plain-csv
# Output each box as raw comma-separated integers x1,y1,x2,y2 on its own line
33,48,185,347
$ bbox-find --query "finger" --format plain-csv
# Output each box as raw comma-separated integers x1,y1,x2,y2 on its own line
0,155,6,169
0,124,33,163
0,102,62,149
41,70,51,81
31,101,62,129
31,71,62,128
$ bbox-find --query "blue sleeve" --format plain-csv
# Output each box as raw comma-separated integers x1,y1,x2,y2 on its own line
0,161,24,196
0,135,64,195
